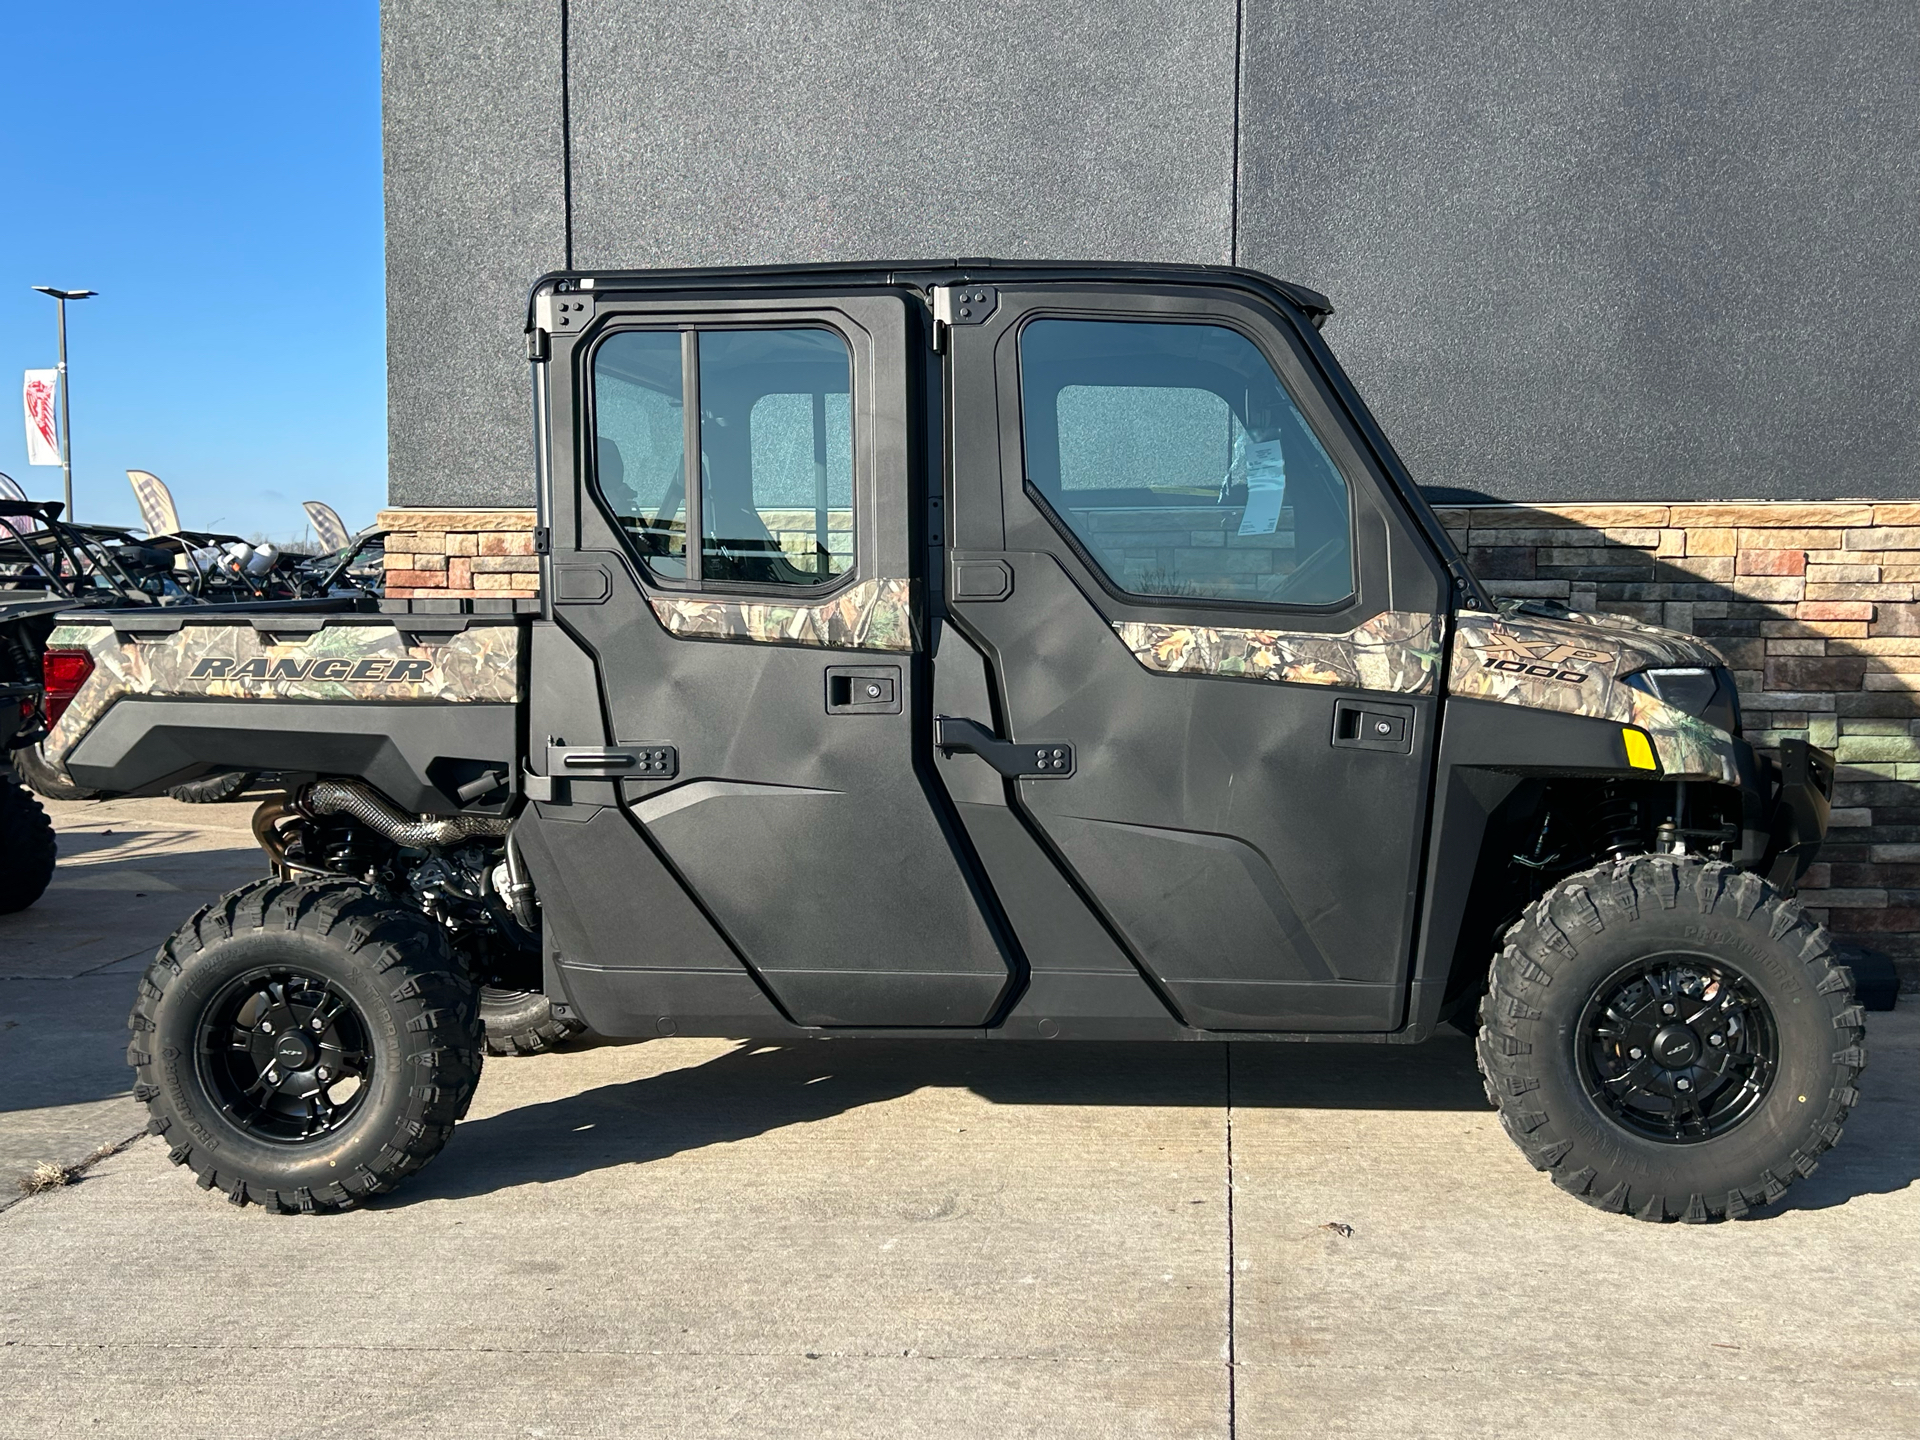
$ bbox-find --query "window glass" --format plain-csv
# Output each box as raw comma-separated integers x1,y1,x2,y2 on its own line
592,330,688,577
1020,319,1354,607
591,326,855,588
699,328,853,585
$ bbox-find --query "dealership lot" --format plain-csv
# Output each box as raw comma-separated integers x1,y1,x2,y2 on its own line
1,795,1914,1439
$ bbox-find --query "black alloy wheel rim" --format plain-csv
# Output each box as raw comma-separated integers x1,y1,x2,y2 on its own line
196,968,374,1144
1576,953,1779,1144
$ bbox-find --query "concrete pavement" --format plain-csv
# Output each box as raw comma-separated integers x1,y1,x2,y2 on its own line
0,794,1914,1438
0,793,269,1192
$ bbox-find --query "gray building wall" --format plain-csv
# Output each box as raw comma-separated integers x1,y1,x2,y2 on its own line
382,0,565,510
383,0,1919,510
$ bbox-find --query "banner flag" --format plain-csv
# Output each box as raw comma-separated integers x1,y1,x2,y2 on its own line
127,468,182,536
303,500,352,552
22,369,60,466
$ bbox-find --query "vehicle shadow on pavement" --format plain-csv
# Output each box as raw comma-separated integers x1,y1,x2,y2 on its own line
404,1034,1494,1206
404,1018,1920,1215
0,839,267,988
1765,1014,1920,1215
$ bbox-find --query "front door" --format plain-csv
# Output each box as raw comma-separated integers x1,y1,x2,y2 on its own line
553,289,1013,1027
940,283,1448,1031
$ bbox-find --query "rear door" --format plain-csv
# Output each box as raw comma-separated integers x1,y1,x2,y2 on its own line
939,282,1448,1031
546,286,1013,1027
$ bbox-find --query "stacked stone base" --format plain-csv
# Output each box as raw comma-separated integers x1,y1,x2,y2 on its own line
379,508,538,601
1437,501,1920,991
379,501,1920,989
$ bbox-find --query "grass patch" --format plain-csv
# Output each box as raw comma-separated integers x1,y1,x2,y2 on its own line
19,1160,73,1195
15,1135,140,1197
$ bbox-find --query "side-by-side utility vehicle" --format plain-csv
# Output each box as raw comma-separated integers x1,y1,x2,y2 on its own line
41,262,1853,1221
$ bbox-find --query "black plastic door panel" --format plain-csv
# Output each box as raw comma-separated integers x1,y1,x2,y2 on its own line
940,285,1447,1032
554,292,1011,1027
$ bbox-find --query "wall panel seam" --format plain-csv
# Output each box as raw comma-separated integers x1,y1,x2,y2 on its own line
1229,0,1243,266
560,0,574,269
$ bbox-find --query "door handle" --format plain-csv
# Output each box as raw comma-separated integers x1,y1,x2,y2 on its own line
826,665,901,714
935,717,1074,778
568,751,633,769
1331,699,1414,754
547,743,678,778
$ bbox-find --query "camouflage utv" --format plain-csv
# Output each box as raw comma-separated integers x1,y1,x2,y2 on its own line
45,261,1851,1222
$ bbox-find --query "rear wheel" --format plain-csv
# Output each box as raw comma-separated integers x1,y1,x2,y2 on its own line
0,779,57,913
165,770,260,804
1478,855,1865,1222
14,743,101,801
127,877,483,1212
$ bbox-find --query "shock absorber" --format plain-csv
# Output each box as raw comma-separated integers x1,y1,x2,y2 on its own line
1593,782,1644,858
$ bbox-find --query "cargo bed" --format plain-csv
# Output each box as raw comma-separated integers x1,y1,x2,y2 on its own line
42,605,524,813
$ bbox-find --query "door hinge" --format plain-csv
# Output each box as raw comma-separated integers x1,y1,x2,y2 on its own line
531,284,597,361
932,284,998,327
929,284,999,352
534,525,551,556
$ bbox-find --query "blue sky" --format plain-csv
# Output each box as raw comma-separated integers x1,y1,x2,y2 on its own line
0,2,384,543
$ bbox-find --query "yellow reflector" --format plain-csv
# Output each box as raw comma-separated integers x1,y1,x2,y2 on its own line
1623,728,1657,771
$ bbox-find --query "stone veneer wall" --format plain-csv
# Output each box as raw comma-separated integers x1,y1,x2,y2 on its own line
1436,501,1920,990
379,508,539,600
380,501,1920,987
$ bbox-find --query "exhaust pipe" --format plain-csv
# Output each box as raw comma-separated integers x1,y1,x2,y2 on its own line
496,827,539,931
251,795,293,865
300,777,511,849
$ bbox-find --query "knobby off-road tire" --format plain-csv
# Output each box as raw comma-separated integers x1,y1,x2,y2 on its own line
0,778,57,913
165,770,260,804
1478,855,1866,1222
127,877,484,1212
14,742,101,801
480,985,588,1057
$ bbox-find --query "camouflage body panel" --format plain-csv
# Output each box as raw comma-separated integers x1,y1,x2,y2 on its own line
42,620,519,765
1450,610,1738,783
649,576,915,652
1112,610,1443,695
1626,686,1740,785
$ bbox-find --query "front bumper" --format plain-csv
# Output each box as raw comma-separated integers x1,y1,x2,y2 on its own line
1734,737,1835,892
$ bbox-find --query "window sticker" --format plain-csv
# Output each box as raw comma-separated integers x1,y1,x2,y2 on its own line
1236,436,1287,537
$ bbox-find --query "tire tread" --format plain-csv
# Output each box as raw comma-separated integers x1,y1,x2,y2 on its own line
480,987,588,1057
126,876,483,1212
1477,855,1866,1223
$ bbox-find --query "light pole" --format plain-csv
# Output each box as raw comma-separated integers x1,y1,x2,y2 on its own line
31,286,98,521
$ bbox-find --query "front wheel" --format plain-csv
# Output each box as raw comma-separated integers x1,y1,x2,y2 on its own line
1478,855,1866,1222
127,877,484,1212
